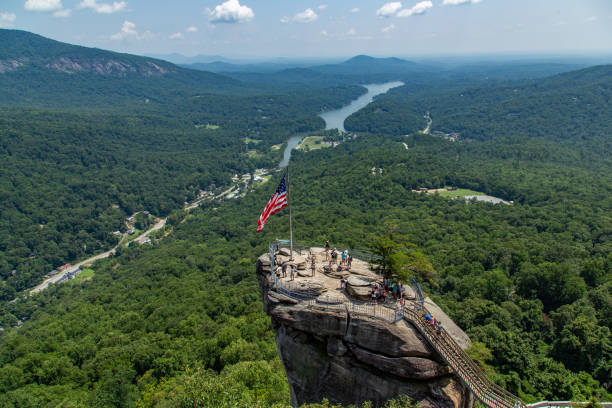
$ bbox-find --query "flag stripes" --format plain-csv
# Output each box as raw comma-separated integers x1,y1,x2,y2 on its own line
257,175,288,232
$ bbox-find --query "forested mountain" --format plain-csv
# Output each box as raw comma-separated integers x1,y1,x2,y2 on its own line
0,29,241,109
0,29,610,408
345,64,612,145
1,118,610,406
188,53,586,89
314,55,424,75
0,30,365,299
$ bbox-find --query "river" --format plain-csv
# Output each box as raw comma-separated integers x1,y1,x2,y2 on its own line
279,81,404,168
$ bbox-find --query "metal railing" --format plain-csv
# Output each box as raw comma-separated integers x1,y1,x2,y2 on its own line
266,250,610,408
268,241,380,270
272,279,403,323
269,272,526,408
402,303,524,408
410,278,425,308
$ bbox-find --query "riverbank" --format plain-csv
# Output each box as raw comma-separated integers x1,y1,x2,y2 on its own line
280,81,404,168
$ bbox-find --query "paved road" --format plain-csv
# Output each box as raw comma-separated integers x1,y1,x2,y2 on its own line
29,218,166,295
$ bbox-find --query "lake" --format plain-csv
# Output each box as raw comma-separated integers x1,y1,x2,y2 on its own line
319,81,404,132
279,81,404,168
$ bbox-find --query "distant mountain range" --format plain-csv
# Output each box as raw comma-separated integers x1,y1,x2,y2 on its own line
180,54,426,76
0,29,602,109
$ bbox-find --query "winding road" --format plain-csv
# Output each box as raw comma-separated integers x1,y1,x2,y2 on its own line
29,218,166,295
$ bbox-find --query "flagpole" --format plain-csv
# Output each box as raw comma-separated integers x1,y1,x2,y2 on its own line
287,163,294,260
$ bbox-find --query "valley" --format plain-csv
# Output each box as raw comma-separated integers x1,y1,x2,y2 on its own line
0,25,610,408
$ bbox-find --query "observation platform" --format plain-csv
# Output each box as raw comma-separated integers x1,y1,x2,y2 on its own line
266,245,470,349
258,243,525,408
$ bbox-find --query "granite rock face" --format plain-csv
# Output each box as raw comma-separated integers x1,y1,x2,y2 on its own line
257,254,474,408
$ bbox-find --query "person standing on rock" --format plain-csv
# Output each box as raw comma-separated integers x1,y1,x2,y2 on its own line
324,239,330,251
437,322,443,335
347,254,352,268
310,260,316,277
290,265,296,281
341,250,347,265
282,262,287,278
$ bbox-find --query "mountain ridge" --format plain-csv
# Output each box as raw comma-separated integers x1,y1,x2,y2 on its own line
0,29,244,109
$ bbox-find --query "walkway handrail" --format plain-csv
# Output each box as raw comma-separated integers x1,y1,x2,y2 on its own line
270,276,524,408
410,278,425,308
266,255,608,408
402,303,524,408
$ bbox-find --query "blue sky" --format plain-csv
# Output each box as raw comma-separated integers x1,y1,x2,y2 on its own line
1,0,611,58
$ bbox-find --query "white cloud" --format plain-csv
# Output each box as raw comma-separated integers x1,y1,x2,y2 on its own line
397,1,432,17
583,16,597,23
280,16,290,23
208,0,254,23
169,32,183,40
381,23,395,32
0,12,16,27
186,26,198,32
78,0,126,14
53,8,71,17
442,0,481,5
111,20,136,40
24,0,62,12
376,2,402,17
350,7,360,13
318,4,327,10
320,29,328,36
294,8,318,23
110,20,152,40
346,28,356,36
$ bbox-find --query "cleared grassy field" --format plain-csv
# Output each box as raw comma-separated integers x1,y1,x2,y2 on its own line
428,187,486,197
194,124,220,130
298,136,328,151
72,268,95,283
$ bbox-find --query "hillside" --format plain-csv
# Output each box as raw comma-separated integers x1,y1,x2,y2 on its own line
0,30,365,301
0,58,611,406
0,29,610,407
312,55,422,75
0,29,241,109
345,64,612,147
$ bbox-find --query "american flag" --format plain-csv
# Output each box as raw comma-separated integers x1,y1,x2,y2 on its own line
257,175,288,232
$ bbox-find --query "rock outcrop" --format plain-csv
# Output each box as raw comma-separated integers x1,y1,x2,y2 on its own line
257,251,474,408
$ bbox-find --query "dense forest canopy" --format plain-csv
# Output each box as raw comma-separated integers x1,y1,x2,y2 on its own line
0,30,611,408
0,28,365,293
